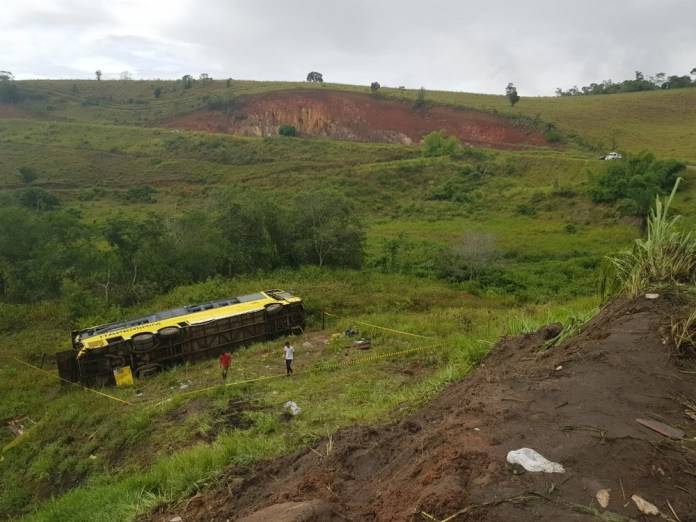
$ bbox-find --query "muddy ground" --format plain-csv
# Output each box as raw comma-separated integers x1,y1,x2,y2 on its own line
163,89,548,148
148,297,696,521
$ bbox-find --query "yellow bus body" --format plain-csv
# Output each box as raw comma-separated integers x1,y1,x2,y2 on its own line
75,290,302,358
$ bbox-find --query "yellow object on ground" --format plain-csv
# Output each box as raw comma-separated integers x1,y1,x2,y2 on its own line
113,366,134,387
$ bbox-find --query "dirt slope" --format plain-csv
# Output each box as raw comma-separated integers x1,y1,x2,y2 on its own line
148,297,696,521
163,89,548,148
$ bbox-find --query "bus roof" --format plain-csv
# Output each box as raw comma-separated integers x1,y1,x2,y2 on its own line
77,291,284,340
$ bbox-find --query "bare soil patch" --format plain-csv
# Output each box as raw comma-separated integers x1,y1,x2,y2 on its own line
162,90,548,148
147,297,696,521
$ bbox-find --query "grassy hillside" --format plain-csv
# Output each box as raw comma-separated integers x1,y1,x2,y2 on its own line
1,78,695,520
11,79,696,162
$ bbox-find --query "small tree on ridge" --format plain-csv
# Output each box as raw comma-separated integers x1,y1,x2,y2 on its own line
506,82,520,106
306,71,323,83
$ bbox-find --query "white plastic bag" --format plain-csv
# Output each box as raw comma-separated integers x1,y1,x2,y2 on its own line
284,401,302,416
506,448,565,473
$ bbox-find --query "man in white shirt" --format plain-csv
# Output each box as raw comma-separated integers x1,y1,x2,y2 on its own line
283,341,294,376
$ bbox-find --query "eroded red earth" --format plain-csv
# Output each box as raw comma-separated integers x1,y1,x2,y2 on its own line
163,89,548,148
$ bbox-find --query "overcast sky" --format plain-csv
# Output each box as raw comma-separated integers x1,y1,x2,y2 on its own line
3,0,695,96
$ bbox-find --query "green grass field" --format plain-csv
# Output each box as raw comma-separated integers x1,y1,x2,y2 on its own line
1,78,695,519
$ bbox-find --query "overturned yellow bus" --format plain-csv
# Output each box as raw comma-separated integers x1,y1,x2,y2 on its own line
56,289,305,386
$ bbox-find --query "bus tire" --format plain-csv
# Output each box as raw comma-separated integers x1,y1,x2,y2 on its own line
265,303,284,315
158,326,180,340
132,332,156,353
135,363,162,378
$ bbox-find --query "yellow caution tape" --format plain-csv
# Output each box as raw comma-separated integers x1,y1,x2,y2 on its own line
10,356,132,406
323,311,435,339
152,343,440,404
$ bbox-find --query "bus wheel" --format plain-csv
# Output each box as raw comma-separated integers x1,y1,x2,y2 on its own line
135,363,162,378
132,332,156,353
265,303,284,315
158,326,180,340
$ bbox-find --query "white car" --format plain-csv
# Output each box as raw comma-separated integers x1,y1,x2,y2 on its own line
602,151,623,160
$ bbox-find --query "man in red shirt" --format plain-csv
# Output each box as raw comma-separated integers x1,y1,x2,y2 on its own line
219,351,232,380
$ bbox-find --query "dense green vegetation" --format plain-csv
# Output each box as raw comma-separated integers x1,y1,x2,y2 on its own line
556,69,696,96
0,189,363,309
1,78,695,520
589,152,686,216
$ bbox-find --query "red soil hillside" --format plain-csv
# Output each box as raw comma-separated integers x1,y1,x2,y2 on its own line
163,89,549,148
148,296,696,521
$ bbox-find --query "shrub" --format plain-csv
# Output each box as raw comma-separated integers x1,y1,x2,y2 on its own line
124,185,157,203
278,125,297,137
16,187,60,211
16,167,38,185
421,131,460,157
543,123,563,143
428,165,487,203
515,203,537,216
601,178,696,297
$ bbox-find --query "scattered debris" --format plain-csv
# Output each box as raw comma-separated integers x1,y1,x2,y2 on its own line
284,401,302,416
301,341,313,348
6,416,32,437
596,488,610,508
89,454,97,460
179,383,189,390
631,494,660,516
555,365,563,371
645,293,660,300
636,418,684,439
506,448,565,473
352,338,371,350
666,498,682,522
169,516,183,522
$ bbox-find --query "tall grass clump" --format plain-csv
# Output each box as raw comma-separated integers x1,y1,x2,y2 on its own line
601,178,696,297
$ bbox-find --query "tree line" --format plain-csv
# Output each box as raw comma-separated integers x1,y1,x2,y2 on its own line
0,189,364,314
556,69,696,96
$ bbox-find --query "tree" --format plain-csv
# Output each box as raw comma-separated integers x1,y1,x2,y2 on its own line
199,73,211,81
506,83,520,106
16,187,60,211
0,72,20,103
306,71,323,83
119,71,132,80
291,192,364,268
153,87,162,98
414,87,427,109
16,167,37,185
226,78,232,87
691,67,696,77
182,74,194,89
95,69,102,81
370,81,381,92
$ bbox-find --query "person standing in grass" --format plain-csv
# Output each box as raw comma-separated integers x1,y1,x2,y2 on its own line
219,350,232,381
283,341,294,376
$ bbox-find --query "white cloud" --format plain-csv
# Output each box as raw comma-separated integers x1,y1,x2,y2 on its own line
3,0,695,94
